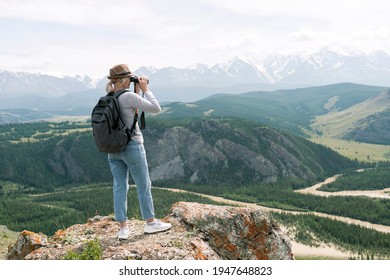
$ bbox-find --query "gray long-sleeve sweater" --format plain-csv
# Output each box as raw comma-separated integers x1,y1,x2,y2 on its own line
117,90,161,144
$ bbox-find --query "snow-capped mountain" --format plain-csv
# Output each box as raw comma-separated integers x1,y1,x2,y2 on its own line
271,49,390,85
1,48,390,108
135,56,270,86
0,70,95,98
134,49,390,89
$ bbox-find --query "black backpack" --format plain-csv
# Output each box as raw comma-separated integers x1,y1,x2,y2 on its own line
91,89,138,153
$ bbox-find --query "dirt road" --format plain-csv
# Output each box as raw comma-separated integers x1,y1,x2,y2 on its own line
296,174,390,199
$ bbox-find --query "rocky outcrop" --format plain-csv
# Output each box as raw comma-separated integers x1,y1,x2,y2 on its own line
169,202,292,260
7,230,48,260
145,119,324,185
7,202,293,260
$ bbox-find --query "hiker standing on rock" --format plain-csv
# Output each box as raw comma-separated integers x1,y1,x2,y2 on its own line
105,64,171,239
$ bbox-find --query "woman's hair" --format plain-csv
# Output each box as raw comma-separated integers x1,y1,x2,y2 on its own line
105,80,115,93
105,77,128,93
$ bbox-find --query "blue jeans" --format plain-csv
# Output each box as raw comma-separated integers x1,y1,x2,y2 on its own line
107,141,155,222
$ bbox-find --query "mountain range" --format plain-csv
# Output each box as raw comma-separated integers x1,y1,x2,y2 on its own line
1,48,390,109
137,48,390,88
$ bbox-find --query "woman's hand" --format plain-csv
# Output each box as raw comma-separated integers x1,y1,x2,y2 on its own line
138,77,149,93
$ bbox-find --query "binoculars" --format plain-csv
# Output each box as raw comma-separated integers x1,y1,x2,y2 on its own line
130,75,149,84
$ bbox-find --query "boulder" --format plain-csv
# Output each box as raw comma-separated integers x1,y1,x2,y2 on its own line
7,230,48,260
169,202,293,260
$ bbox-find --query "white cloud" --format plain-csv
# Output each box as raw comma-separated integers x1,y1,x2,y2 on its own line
1,0,390,75
0,0,147,26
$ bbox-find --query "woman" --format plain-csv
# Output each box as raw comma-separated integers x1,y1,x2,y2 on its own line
106,64,171,239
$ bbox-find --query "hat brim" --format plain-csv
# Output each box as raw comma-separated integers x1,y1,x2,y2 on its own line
107,73,132,79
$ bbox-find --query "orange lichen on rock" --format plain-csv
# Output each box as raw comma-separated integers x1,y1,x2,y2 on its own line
169,202,292,260
192,244,208,260
52,229,66,242
7,231,48,260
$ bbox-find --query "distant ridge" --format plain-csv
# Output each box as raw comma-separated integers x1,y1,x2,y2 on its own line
1,48,390,105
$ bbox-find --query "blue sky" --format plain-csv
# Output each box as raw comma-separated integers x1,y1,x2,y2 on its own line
1,0,390,77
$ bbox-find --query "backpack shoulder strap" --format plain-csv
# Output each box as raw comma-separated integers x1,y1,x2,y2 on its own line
112,89,128,99
112,89,139,137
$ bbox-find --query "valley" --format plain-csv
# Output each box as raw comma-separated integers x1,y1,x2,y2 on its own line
1,172,389,260
309,136,390,162
0,82,389,260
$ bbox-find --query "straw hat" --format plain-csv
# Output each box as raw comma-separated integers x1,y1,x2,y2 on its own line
107,64,132,79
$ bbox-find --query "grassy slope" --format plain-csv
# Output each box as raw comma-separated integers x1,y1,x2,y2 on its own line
311,91,390,139
309,136,390,162
308,90,390,161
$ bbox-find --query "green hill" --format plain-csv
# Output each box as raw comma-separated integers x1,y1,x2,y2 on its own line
159,83,388,136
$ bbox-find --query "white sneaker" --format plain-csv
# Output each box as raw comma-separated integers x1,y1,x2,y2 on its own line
144,220,171,234
118,227,129,240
